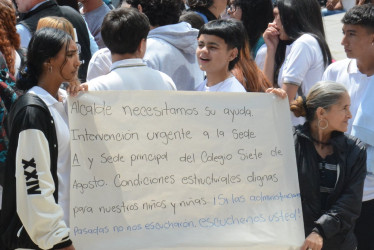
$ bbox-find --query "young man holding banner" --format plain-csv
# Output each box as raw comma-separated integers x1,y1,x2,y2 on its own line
84,8,176,91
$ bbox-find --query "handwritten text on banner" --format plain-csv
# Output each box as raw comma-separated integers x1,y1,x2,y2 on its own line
68,91,304,250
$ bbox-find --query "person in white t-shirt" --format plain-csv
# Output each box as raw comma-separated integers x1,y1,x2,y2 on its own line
195,19,246,92
263,0,332,125
322,4,374,250
82,7,176,91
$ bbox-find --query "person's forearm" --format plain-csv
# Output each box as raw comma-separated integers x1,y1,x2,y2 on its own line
334,1,343,10
263,50,276,86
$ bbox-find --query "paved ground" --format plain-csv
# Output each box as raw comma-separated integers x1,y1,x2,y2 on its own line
323,12,346,61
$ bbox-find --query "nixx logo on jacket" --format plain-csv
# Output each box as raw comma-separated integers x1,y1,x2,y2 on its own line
22,158,41,195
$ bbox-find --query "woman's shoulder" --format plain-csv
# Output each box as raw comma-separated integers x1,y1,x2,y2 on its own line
290,34,323,60
294,33,320,46
10,93,49,118
7,94,52,135
293,124,311,142
333,133,366,158
345,134,366,151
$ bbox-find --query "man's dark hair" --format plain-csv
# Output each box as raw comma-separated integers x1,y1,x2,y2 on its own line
179,11,205,29
101,8,150,54
127,0,182,27
342,4,374,32
187,0,214,9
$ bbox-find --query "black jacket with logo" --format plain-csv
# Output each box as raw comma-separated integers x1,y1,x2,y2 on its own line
0,94,71,249
294,123,366,250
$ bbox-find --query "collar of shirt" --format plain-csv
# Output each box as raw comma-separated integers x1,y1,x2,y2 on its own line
28,86,67,107
347,59,361,74
110,58,147,72
348,59,374,79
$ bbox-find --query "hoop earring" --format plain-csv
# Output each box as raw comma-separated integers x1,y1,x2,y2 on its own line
318,118,328,130
48,66,53,73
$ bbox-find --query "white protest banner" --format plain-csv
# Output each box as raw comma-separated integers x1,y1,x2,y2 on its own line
68,91,304,250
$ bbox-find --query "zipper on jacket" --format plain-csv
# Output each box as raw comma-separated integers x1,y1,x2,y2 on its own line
17,226,24,238
335,163,341,188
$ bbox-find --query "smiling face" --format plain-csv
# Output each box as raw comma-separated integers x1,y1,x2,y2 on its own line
49,40,80,82
196,34,237,76
341,24,374,60
273,7,289,40
322,92,352,133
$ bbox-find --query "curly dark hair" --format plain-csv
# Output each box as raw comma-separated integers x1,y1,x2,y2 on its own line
127,0,182,26
0,0,20,75
187,0,214,9
342,3,374,32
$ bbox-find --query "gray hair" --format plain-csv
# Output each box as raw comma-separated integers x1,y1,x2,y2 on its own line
305,81,348,121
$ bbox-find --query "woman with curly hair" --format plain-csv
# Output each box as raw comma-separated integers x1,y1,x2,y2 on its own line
0,0,23,77
0,7,24,228
0,1,23,200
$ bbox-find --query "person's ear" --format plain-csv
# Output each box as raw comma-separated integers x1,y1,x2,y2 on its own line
316,107,326,119
44,58,51,68
137,38,147,58
228,47,238,62
137,4,143,13
43,58,55,73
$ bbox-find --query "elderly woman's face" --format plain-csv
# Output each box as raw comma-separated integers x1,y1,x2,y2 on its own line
321,92,352,133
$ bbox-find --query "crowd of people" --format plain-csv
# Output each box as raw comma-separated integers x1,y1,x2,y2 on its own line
0,0,373,249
